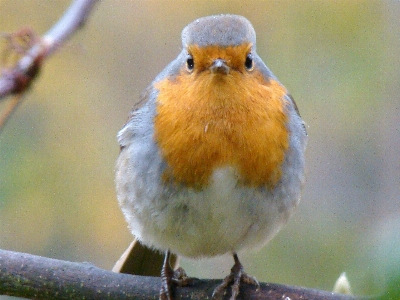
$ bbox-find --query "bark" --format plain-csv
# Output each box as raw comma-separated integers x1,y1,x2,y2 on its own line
0,249,371,300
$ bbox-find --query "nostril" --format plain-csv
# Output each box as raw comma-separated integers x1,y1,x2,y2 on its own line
210,59,229,74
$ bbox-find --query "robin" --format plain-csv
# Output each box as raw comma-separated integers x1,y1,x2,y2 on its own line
115,14,307,300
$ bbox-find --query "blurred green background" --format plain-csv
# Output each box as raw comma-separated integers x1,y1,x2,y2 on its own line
1,0,399,298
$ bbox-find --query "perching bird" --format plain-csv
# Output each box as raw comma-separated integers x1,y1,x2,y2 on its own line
115,14,307,300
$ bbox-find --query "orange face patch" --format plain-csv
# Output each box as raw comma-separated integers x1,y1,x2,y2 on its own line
154,45,289,189
187,43,252,73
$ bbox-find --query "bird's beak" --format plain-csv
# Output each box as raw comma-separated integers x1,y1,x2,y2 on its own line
210,59,229,74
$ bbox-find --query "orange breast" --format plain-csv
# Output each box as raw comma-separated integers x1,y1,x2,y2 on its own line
154,66,289,189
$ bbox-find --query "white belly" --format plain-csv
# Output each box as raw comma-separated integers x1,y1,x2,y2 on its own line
118,164,297,258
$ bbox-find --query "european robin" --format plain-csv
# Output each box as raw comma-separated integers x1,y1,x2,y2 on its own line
115,14,307,300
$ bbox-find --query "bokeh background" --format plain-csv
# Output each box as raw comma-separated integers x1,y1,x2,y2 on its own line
1,0,399,298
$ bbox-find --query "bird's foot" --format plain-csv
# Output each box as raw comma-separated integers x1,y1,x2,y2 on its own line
212,254,260,300
160,251,193,300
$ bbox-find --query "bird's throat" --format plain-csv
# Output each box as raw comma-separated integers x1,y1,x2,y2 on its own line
154,71,289,189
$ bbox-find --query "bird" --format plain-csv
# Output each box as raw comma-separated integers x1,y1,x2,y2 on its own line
115,14,307,300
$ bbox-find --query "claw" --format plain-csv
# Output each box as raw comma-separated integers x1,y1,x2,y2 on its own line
212,253,259,300
159,250,193,300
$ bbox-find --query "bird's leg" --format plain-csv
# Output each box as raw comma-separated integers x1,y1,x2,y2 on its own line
160,250,174,300
212,253,260,300
159,250,192,300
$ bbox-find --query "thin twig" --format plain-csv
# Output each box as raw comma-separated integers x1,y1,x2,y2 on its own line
0,93,23,133
0,0,99,98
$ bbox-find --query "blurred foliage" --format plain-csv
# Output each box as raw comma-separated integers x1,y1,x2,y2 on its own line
0,1,399,298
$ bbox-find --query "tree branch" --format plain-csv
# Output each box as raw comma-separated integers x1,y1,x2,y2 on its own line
0,0,99,99
0,249,371,300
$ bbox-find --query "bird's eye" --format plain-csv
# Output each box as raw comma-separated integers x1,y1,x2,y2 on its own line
186,55,194,71
245,53,253,71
